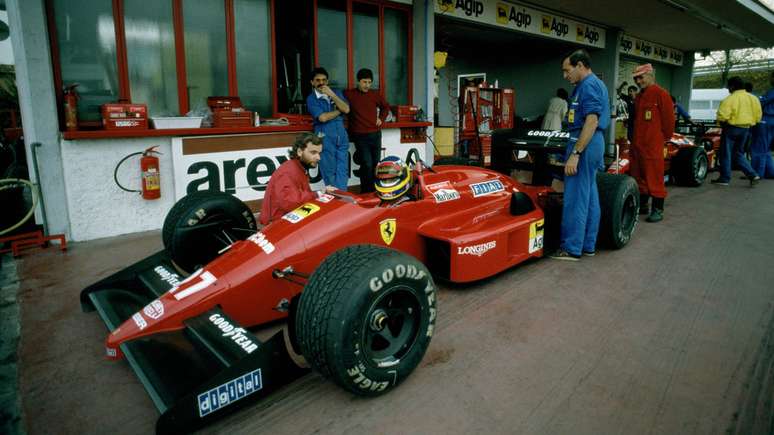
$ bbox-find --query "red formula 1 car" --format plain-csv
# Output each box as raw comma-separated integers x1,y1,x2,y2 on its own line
607,121,722,186
81,149,639,434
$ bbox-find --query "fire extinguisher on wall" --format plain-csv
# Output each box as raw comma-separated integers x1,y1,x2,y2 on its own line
63,84,79,131
114,146,162,200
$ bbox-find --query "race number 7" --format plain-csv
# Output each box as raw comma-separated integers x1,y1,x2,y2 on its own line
169,268,217,300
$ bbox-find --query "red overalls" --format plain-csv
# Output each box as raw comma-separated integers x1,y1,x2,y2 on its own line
630,84,675,198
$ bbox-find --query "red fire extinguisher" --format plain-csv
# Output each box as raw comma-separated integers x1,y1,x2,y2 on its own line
63,84,79,131
114,146,162,200
140,146,161,200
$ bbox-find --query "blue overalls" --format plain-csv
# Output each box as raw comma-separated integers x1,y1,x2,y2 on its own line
562,73,609,256
751,89,774,178
307,89,350,190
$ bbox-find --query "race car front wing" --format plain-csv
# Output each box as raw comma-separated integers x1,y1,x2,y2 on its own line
81,251,308,434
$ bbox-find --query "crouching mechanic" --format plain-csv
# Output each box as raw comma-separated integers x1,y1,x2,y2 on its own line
259,133,337,225
550,49,609,261
374,156,414,206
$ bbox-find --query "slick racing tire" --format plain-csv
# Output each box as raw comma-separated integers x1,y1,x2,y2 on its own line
296,245,436,396
596,173,638,249
672,146,708,187
162,190,256,273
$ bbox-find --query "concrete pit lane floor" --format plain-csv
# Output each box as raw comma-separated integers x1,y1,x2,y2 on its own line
9,173,774,435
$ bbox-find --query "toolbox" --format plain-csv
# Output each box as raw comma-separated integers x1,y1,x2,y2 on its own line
101,101,148,130
391,105,420,122
207,96,254,128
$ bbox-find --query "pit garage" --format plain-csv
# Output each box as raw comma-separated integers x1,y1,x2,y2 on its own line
3,0,774,434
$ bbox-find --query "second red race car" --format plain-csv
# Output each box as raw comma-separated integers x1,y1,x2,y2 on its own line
81,149,639,434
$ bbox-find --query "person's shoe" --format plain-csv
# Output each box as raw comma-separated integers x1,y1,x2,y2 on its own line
582,251,596,257
750,175,761,186
549,249,581,261
646,209,663,223
710,178,730,186
639,205,650,215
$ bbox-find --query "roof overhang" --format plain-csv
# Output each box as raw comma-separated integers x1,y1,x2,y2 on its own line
528,0,774,51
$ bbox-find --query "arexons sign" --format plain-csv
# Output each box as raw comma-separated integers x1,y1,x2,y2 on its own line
171,132,426,203
435,0,605,49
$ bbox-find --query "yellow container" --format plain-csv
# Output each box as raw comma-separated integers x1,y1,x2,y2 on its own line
434,127,455,156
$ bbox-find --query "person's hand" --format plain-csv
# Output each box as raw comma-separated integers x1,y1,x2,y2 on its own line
325,185,337,193
376,118,383,127
564,154,579,176
319,85,335,98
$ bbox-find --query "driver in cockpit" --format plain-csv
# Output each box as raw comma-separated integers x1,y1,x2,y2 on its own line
374,156,415,206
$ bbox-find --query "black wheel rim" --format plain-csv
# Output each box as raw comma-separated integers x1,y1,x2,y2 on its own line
361,286,422,368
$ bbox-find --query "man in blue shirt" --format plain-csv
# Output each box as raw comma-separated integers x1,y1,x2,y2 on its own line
306,67,351,190
550,49,609,261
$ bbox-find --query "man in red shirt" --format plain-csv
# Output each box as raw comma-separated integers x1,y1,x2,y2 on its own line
259,133,336,225
631,63,674,223
344,68,391,193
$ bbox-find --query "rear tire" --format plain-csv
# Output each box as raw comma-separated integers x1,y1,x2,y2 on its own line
296,245,436,396
596,173,638,249
162,190,256,272
673,147,708,186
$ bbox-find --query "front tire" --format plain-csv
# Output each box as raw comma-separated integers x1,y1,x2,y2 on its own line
597,173,638,249
296,245,436,396
162,190,256,272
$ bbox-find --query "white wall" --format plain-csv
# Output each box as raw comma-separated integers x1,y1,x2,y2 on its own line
60,137,177,241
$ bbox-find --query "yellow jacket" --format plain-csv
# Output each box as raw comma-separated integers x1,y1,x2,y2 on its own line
716,90,762,127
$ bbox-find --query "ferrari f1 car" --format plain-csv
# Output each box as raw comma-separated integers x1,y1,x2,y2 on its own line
493,126,719,187
81,149,639,434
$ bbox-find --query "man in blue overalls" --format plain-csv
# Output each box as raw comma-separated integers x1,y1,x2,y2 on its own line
306,67,351,190
751,71,774,178
550,49,610,261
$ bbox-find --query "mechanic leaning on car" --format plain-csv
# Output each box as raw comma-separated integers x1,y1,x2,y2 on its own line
630,63,675,223
550,49,609,262
259,133,337,225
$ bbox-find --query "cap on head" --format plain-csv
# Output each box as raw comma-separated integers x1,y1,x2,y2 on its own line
632,63,653,78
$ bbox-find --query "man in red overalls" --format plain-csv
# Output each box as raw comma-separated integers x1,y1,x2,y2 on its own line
631,63,675,223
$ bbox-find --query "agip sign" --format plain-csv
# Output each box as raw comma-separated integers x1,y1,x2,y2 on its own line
435,0,606,48
619,34,684,66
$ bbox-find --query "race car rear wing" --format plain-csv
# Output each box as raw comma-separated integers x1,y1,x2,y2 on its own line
81,251,308,434
490,128,570,185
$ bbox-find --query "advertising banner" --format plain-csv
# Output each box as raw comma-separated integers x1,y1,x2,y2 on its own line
434,0,606,48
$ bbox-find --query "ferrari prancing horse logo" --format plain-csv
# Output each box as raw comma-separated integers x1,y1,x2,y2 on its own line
379,219,397,245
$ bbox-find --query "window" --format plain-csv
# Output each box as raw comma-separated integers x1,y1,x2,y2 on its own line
306,1,412,107
47,0,412,133
317,1,348,89
352,3,379,89
53,0,119,121
183,0,229,112
124,0,178,117
690,100,710,110
274,0,314,114
234,0,273,116
384,7,409,105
